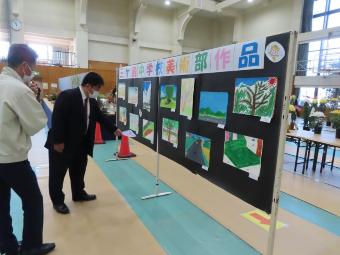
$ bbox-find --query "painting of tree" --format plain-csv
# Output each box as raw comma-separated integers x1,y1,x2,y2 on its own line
160,85,177,110
161,118,179,146
233,77,278,118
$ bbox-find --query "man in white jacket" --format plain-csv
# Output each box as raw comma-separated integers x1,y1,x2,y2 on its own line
0,44,55,255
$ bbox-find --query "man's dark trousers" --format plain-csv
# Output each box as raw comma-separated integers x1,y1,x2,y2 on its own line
0,160,43,253
48,138,88,205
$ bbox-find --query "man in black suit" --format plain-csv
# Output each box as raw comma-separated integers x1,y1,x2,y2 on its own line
45,72,121,214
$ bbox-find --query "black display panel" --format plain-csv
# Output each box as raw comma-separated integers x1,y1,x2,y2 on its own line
118,32,291,213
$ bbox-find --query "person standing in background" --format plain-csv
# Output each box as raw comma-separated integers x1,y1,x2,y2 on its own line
0,44,55,255
45,72,122,215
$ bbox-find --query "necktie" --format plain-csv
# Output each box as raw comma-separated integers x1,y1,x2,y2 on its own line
84,97,89,134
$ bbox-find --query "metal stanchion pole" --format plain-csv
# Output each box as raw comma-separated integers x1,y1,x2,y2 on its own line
141,76,172,200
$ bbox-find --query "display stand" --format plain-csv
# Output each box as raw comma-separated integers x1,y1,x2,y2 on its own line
266,31,297,255
141,77,172,200
105,68,128,162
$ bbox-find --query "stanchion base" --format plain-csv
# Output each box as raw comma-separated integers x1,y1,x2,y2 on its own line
118,152,136,158
141,192,172,200
105,157,129,162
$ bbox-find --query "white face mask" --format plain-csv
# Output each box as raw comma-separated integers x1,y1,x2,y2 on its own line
91,91,99,99
22,64,35,84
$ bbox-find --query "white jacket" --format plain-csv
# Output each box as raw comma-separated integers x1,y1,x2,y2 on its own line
0,66,47,163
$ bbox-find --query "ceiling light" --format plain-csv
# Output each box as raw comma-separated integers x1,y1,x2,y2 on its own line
248,0,253,2
165,0,171,6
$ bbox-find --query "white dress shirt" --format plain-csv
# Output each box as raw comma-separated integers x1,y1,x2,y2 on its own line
79,86,90,131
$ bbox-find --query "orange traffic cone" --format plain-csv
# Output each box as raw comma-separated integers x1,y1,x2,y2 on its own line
94,122,105,144
118,135,136,158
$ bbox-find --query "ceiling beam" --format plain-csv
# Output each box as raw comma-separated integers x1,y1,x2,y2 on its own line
216,0,242,11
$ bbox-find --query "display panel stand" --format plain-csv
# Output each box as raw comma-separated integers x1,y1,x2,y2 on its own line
142,77,172,200
266,31,297,255
106,68,128,162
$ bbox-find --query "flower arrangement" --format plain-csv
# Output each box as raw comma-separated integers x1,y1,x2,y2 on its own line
309,110,325,134
289,104,296,121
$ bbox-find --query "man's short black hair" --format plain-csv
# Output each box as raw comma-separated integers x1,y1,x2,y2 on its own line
81,72,104,87
7,44,38,68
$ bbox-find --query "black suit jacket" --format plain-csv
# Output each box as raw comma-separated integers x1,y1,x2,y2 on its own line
45,88,117,159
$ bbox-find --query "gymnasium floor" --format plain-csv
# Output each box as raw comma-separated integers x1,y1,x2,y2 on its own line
9,126,340,255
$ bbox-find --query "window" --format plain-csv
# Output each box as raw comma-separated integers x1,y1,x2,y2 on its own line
28,43,53,64
0,41,9,61
297,0,340,101
0,31,9,61
24,34,75,66
312,0,340,31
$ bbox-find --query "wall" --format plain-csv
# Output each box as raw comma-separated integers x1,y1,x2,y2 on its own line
88,40,128,63
87,0,129,63
211,16,235,47
87,0,129,38
23,0,75,38
0,0,7,30
139,47,171,63
182,14,234,53
140,6,174,48
238,0,303,41
183,15,216,52
137,5,175,62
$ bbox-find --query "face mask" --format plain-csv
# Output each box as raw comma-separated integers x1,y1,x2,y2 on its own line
91,91,99,99
22,64,35,84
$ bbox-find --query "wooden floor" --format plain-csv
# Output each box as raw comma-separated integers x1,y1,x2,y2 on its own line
130,141,340,255
27,126,339,254
28,130,165,255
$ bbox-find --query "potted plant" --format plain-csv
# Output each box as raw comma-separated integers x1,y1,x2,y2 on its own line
288,104,297,130
309,111,325,134
329,110,340,138
302,101,311,130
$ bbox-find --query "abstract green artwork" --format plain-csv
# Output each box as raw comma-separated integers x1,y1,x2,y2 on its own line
223,131,263,180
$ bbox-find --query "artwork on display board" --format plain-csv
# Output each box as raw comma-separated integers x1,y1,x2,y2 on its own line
233,77,278,119
185,132,211,170
198,92,228,125
160,84,177,110
118,107,127,125
142,81,152,111
118,83,126,100
223,131,263,180
179,78,195,119
161,118,179,147
129,113,139,134
142,120,155,144
128,86,139,105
